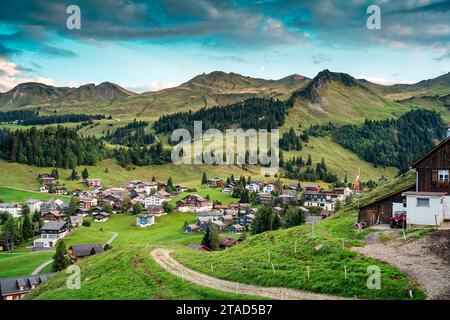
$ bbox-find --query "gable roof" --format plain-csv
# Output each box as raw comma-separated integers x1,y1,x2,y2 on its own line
0,274,55,296
69,244,104,257
41,221,67,231
358,171,416,209
412,137,450,167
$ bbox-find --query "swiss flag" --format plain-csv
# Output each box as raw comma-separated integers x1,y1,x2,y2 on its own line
355,168,360,191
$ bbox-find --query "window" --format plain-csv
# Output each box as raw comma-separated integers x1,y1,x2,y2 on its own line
417,198,430,207
438,170,449,182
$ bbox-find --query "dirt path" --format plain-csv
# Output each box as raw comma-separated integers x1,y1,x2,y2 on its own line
150,248,349,300
352,230,450,300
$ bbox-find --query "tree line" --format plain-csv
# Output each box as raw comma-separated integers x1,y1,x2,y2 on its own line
154,98,293,134
104,119,155,147
0,126,110,168
0,110,107,125
333,110,446,173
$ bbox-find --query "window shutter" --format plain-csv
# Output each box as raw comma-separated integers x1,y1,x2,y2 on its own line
432,169,438,184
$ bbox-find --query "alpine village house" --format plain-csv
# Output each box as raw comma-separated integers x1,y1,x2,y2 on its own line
358,136,450,227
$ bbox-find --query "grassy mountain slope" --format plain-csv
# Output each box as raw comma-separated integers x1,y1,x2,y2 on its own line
173,172,425,300
0,72,309,117
284,136,397,181
361,72,450,100
24,173,425,300
0,81,136,110
284,70,412,127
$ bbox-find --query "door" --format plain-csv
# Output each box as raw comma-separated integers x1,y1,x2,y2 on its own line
444,196,450,220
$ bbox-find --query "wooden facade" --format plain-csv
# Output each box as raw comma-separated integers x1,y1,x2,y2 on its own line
358,185,415,226
413,137,450,194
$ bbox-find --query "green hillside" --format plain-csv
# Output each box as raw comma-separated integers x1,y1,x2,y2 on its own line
172,173,424,300
24,173,425,300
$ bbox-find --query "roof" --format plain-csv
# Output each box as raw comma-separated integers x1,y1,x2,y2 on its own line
69,244,104,257
358,171,416,209
186,224,199,230
220,236,239,247
41,221,67,231
0,274,54,296
70,215,83,224
94,212,110,217
402,191,447,197
412,136,450,167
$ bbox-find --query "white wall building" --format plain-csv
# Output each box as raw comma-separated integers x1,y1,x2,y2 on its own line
0,203,23,218
144,194,165,207
402,192,447,226
25,199,43,214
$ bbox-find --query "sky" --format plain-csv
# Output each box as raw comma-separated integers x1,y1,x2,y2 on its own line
0,0,449,93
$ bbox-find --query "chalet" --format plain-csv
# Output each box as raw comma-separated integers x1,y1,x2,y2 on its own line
220,236,240,249
358,138,450,227
54,186,68,195
303,185,321,192
69,215,84,228
222,186,234,194
245,213,256,226
24,199,42,214
40,199,64,214
93,212,110,222
42,210,65,222
206,178,225,188
403,137,450,226
257,192,272,205
273,206,284,217
184,224,200,233
75,208,89,216
136,214,155,227
263,184,275,193
0,274,54,300
176,194,213,212
91,206,102,214
187,243,210,251
33,221,68,249
39,175,55,186
210,220,226,232
288,182,299,190
69,244,104,262
214,205,231,212
85,178,101,187
40,186,49,193
144,191,170,207
245,183,260,193
130,180,158,195
145,205,165,216
78,197,96,209
172,185,185,193
72,188,82,196
228,224,244,234
221,214,234,226
0,203,22,218
277,194,296,205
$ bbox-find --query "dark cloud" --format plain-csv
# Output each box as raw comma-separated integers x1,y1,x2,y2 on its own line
0,0,448,56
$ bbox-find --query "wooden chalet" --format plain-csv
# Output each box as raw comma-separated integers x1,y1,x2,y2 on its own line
412,137,450,194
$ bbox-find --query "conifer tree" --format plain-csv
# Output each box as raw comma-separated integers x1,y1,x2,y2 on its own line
52,240,70,272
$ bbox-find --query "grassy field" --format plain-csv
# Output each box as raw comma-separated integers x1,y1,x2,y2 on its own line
22,212,258,300
0,252,54,278
173,207,425,300
0,159,270,192
0,187,69,202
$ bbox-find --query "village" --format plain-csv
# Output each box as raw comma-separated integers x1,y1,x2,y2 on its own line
1,136,450,300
